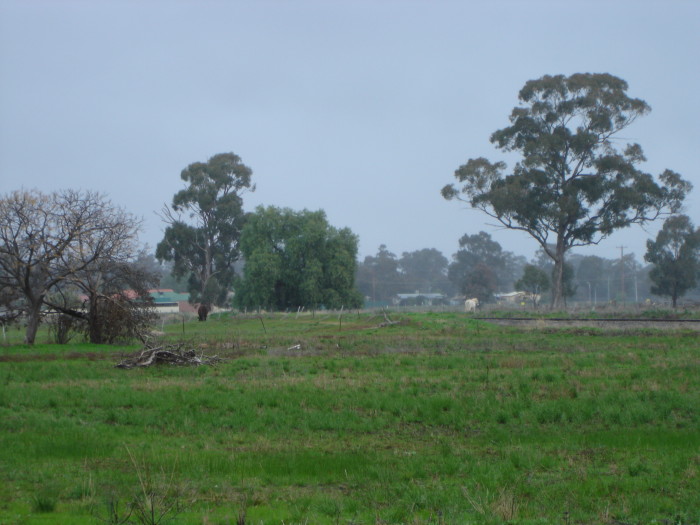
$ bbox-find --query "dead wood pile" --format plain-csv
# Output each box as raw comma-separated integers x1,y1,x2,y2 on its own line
115,343,222,369
377,312,400,328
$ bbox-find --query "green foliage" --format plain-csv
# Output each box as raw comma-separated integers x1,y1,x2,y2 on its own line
126,446,182,525
561,261,577,300
355,244,402,304
574,254,607,299
157,261,189,293
515,264,550,299
443,73,691,308
32,487,58,513
234,206,363,311
398,248,452,295
448,231,526,300
157,153,253,307
95,494,133,525
529,247,578,303
645,214,700,307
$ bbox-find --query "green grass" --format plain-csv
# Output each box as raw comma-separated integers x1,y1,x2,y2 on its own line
0,312,699,524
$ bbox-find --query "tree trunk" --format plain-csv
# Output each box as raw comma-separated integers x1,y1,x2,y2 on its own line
550,237,567,309
550,257,565,309
88,295,103,344
24,297,43,344
200,242,213,305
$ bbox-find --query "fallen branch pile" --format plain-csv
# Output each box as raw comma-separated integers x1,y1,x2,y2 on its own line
115,343,223,369
377,312,400,328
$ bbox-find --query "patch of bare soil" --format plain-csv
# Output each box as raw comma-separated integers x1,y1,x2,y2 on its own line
480,317,700,332
0,351,120,363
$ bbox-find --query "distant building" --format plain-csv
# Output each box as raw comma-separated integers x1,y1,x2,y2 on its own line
148,289,192,313
394,293,447,306
494,291,539,305
75,289,195,314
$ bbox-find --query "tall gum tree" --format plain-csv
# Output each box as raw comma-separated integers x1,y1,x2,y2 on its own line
442,73,691,308
157,153,254,308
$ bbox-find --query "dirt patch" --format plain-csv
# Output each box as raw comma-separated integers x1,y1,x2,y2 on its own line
479,317,700,332
0,351,120,363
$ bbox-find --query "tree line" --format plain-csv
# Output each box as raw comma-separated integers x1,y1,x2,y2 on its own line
354,234,700,309
3,73,700,344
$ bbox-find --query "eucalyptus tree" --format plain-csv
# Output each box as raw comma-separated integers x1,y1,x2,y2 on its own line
443,73,690,307
448,231,525,299
356,245,403,304
156,152,254,308
398,248,451,295
645,215,700,307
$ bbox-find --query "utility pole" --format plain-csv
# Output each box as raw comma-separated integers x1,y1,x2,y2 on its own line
587,281,592,307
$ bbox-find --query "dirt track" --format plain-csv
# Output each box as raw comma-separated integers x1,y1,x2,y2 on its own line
477,317,700,331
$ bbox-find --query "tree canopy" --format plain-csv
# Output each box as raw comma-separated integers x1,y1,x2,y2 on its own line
448,231,525,301
442,73,691,308
233,206,363,311
398,248,451,295
355,245,402,305
156,152,254,307
645,215,700,307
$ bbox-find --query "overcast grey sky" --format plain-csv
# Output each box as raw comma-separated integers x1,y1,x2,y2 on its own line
1,0,698,265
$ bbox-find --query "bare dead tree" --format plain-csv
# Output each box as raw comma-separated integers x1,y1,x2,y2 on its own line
0,189,152,344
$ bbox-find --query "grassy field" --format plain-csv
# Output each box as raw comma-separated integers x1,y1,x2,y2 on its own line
0,311,698,524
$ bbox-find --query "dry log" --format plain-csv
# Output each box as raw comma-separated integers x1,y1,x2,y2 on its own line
377,312,400,328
